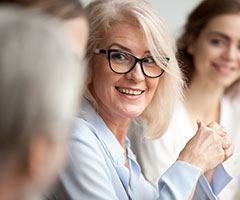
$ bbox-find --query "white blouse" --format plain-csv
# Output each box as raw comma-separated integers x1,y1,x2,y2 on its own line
130,96,240,200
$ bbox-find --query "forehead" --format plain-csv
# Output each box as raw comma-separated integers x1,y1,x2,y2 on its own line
101,22,149,51
202,13,240,40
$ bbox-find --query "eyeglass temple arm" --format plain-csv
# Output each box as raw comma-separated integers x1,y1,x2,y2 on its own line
94,49,107,54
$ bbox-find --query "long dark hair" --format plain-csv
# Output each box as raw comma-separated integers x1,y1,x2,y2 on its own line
177,0,240,97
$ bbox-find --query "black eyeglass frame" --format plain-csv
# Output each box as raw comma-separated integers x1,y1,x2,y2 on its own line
94,48,170,78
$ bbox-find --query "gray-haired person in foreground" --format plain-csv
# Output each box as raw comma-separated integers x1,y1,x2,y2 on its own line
0,7,87,200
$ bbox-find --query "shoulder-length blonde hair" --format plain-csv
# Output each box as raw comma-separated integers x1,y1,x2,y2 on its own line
85,0,183,139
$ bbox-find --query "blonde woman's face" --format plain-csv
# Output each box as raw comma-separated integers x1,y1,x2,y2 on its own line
89,22,159,123
188,13,240,88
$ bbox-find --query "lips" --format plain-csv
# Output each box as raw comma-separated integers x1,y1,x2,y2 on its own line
212,63,238,75
115,86,144,96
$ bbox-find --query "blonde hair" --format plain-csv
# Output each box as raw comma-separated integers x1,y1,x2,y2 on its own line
85,0,183,138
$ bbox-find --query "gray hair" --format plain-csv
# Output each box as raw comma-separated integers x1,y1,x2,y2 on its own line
0,7,85,160
85,0,183,139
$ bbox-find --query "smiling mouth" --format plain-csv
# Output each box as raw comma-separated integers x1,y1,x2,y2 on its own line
213,63,238,73
115,87,144,96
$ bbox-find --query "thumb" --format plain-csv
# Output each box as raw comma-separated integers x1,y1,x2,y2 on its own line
196,119,205,129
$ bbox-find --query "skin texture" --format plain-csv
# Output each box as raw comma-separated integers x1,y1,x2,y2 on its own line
178,121,233,172
188,13,240,89
89,22,159,147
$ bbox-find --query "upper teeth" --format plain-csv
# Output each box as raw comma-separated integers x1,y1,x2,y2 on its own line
117,88,142,95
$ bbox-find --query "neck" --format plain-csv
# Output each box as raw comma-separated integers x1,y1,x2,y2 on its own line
103,115,130,147
89,87,131,148
98,108,131,169
184,77,224,126
96,106,131,148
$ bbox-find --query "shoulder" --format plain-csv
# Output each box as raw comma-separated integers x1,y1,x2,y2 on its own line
72,117,97,139
70,115,101,149
231,98,240,114
222,96,240,120
222,95,239,108
57,117,123,199
68,117,108,167
68,117,113,177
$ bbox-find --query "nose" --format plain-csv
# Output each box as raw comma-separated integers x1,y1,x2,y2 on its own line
222,45,239,62
125,62,145,82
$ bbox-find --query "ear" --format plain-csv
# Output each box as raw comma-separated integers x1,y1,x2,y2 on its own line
187,43,195,55
27,136,51,182
26,135,67,191
25,135,60,195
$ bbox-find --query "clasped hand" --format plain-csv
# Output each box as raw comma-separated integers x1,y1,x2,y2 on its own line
178,120,234,173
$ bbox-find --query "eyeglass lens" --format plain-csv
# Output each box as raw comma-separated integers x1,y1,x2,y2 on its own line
109,50,164,78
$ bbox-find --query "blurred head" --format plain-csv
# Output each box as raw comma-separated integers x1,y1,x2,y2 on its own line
178,0,240,98
0,7,85,199
0,0,89,57
85,0,183,138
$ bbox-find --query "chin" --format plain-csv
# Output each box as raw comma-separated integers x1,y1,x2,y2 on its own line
214,78,236,88
123,109,144,118
117,103,146,119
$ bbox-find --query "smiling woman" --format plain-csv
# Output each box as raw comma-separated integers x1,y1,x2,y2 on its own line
50,0,233,199
187,13,240,88
89,22,161,128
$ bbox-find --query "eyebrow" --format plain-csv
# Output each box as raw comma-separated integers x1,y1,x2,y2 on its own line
207,31,230,41
108,43,150,54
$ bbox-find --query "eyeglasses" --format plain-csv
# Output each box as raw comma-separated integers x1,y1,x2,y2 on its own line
94,49,169,78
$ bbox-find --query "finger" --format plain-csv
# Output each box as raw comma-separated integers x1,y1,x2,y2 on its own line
224,144,234,161
222,138,231,149
207,121,222,130
222,134,232,149
217,130,227,137
207,122,227,136
216,126,227,137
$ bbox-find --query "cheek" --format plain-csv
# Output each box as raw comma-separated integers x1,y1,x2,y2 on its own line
191,41,215,63
193,46,213,72
91,62,115,99
233,71,240,82
197,42,223,62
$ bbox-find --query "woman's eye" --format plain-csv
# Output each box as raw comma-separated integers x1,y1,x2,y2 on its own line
210,38,226,46
143,57,155,64
111,52,127,61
